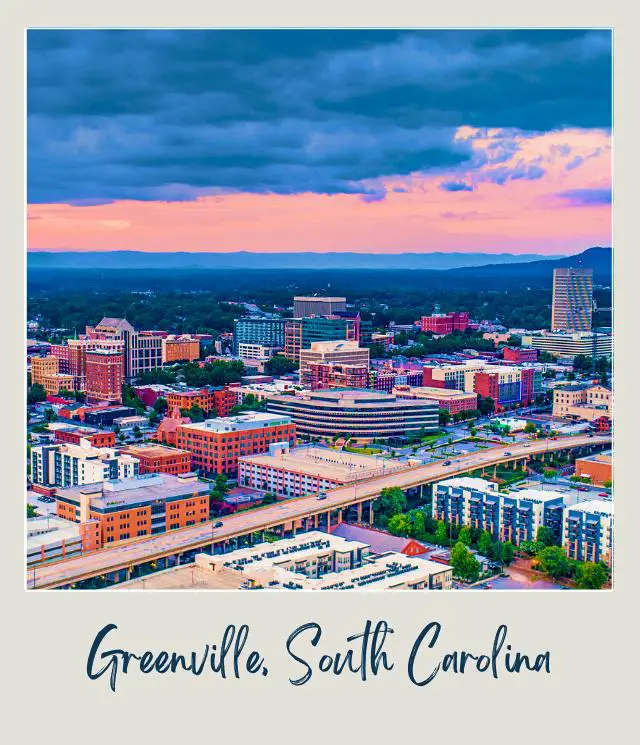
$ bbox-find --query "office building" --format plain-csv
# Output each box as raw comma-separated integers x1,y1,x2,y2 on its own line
420,312,469,335
52,426,116,449
238,443,405,497
233,317,285,353
31,441,140,488
27,515,101,567
307,362,370,390
521,331,612,360
285,316,360,362
236,343,280,360
56,473,210,545
83,406,137,428
574,452,612,486
121,444,193,475
563,500,614,566
293,296,346,317
503,347,538,363
551,267,593,332
41,372,76,396
393,385,478,414
299,340,370,387
31,355,59,385
88,318,163,378
233,381,296,404
433,478,566,546
266,389,438,442
552,384,612,421
176,412,296,475
161,335,200,363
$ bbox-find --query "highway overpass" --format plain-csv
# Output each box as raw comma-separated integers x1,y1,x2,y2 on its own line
28,433,610,589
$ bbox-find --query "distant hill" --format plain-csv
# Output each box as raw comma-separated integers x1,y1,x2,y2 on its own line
27,249,563,272
446,246,612,286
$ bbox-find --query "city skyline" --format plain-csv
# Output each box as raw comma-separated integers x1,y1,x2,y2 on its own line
27,29,612,255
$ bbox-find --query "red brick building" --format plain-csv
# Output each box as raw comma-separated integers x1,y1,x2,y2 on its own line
165,386,236,417
85,349,124,404
176,412,296,476
420,312,469,335
503,346,538,363
54,428,117,448
308,362,369,390
122,444,192,475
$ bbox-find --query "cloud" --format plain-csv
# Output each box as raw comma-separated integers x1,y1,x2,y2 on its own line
565,155,584,171
554,187,612,206
27,29,612,204
439,180,474,192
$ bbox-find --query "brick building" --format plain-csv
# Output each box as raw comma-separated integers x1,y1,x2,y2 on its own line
122,443,192,475
503,346,538,363
420,312,469,335
53,427,117,448
307,362,370,390
161,334,201,363
85,349,124,403
176,412,296,476
165,386,237,417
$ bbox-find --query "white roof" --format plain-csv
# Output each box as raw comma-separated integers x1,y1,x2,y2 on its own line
569,500,614,516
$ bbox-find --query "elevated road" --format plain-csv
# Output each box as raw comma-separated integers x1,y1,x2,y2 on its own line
28,434,610,589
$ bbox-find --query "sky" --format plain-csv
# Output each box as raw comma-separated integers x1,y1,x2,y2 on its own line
27,29,612,255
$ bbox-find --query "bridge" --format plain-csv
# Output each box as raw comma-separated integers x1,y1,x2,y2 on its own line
28,433,610,589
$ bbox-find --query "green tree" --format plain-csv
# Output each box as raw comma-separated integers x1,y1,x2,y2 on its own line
44,408,57,422
261,492,277,505
410,510,426,538
478,530,493,556
153,397,168,414
214,474,230,497
603,480,612,489
435,520,449,545
27,383,46,405
534,546,571,579
264,355,298,375
450,542,481,583
27,504,38,518
477,396,495,416
438,408,451,426
458,526,472,546
543,469,557,480
377,487,407,519
500,541,515,566
388,513,412,536
536,525,556,547
524,421,536,434
575,562,608,590
132,425,142,440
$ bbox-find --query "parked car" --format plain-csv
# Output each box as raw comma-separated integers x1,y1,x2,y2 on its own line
213,521,223,528
577,486,588,491
599,492,609,497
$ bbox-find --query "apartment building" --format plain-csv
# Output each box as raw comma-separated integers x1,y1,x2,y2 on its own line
85,348,124,403
420,311,469,335
433,478,565,546
176,412,296,475
164,386,237,417
56,473,210,545
31,441,139,488
563,500,614,566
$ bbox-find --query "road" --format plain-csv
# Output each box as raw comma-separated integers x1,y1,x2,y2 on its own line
27,433,610,589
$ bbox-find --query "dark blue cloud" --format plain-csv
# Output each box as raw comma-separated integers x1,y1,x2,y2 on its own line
27,29,612,203
440,180,474,192
555,188,612,206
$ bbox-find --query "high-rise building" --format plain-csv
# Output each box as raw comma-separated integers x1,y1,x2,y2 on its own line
233,317,286,353
85,348,124,404
551,268,593,332
284,316,360,362
31,441,139,488
299,341,370,387
88,318,163,378
293,296,346,317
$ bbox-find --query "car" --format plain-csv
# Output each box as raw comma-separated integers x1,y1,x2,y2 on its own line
522,444,530,448
577,486,587,491
503,451,512,456
443,460,452,466
213,521,223,528
599,492,609,497
37,496,47,502
317,493,327,500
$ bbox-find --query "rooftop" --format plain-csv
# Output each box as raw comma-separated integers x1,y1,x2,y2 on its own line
123,443,191,458
179,411,292,433
437,477,498,492
568,500,614,516
331,523,428,556
26,516,82,552
269,389,436,409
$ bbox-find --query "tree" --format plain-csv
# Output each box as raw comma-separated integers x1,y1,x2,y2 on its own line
58,387,76,399
214,474,230,497
500,541,515,565
524,421,536,434
27,383,46,405
458,526,472,546
603,480,612,489
410,510,426,538
575,562,607,590
450,542,481,583
478,530,493,557
536,525,556,547
477,396,495,416
261,492,277,505
264,355,298,375
153,397,168,415
543,469,557,480
435,520,449,545
534,546,571,579
44,408,57,422
377,487,407,519
183,404,206,423
27,504,38,518
132,425,142,440
388,513,411,536
438,408,451,426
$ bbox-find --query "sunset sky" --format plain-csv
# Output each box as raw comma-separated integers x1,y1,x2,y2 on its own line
27,30,612,255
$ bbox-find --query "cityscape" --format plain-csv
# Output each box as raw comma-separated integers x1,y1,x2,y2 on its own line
26,29,613,591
